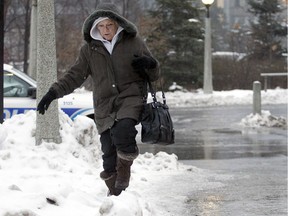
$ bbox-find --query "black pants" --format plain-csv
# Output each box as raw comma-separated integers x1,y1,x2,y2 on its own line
100,118,138,173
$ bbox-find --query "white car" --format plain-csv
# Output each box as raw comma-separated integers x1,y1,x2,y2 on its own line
3,64,94,120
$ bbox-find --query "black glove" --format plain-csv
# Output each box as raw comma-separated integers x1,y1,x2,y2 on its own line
131,55,157,72
37,90,57,115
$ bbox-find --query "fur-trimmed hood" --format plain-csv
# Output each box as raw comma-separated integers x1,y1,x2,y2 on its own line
82,3,137,43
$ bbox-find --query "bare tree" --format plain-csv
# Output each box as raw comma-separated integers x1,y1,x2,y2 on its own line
23,0,30,74
4,0,12,19
54,0,94,75
4,0,147,74
113,0,142,23
4,0,30,72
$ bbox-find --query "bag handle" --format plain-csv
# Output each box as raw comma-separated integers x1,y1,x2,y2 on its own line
143,74,166,105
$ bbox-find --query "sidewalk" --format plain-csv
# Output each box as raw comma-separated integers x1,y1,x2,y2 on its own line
138,104,287,215
138,104,287,159
183,156,287,216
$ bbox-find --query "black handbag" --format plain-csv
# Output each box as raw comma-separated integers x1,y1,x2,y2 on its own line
141,79,175,144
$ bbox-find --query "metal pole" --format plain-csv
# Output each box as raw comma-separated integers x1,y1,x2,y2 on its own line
203,5,213,94
28,0,37,80
253,81,261,115
264,76,268,92
0,0,4,123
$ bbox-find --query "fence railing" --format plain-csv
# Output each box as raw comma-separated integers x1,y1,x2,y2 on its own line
260,72,288,91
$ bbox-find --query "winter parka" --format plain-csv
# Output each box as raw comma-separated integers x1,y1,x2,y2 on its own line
50,3,160,134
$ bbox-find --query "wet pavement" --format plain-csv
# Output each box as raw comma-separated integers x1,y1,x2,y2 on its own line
183,156,287,216
137,104,287,216
137,104,287,160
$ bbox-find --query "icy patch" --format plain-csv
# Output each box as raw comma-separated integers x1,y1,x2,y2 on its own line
240,110,287,128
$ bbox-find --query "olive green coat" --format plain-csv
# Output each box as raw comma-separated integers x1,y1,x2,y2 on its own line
50,4,160,133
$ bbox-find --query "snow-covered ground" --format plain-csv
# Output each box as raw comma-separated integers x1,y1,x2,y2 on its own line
0,88,287,216
163,88,287,107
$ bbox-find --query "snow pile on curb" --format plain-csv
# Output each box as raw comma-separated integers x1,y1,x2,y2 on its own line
240,110,287,128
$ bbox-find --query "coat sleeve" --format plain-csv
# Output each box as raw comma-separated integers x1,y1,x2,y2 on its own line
50,44,91,98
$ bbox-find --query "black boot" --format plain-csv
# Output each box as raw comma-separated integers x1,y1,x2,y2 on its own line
100,171,121,196
115,148,139,192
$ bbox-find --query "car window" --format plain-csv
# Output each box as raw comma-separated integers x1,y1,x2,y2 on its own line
4,71,32,97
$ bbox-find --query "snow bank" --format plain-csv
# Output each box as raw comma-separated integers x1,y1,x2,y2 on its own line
162,88,287,107
0,110,228,216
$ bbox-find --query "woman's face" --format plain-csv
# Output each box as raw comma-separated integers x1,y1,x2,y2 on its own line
97,19,118,41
